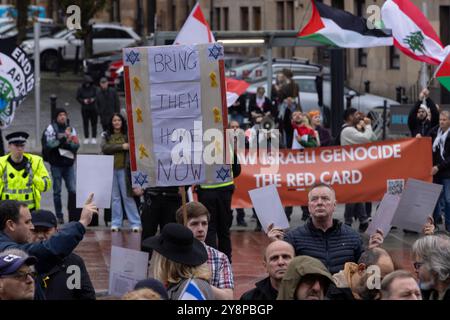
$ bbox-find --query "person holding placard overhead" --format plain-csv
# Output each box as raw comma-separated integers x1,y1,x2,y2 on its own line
101,113,142,232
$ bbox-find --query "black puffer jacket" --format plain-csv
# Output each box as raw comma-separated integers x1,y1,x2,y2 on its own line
240,277,278,301
284,219,363,274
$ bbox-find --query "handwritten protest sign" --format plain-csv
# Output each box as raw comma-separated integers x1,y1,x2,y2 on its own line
123,43,230,187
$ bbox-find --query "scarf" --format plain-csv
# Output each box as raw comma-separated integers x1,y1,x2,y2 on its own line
432,127,450,160
256,96,265,110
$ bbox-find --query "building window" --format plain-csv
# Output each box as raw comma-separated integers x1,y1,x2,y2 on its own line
223,7,229,30
286,1,294,29
214,7,221,30
252,7,261,30
389,46,400,69
357,48,367,67
240,7,249,30
332,0,344,9
276,2,284,30
355,0,365,16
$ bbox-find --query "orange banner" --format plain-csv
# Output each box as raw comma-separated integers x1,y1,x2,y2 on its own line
232,138,433,208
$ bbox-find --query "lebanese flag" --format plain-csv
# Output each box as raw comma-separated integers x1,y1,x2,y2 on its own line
435,53,450,92
226,78,250,106
298,0,392,48
382,0,450,65
175,2,249,107
174,2,215,44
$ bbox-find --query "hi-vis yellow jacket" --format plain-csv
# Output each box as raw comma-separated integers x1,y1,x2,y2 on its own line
0,153,51,210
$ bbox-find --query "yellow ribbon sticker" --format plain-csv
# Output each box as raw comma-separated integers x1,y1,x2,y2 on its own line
139,144,149,159
209,72,218,88
133,77,142,91
214,140,222,155
136,108,143,123
213,107,222,123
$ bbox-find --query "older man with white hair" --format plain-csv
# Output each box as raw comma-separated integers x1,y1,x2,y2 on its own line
412,234,450,300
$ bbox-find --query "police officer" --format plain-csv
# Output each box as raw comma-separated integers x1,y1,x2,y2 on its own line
0,132,51,210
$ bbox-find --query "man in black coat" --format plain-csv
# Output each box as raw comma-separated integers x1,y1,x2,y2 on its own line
408,88,439,138
30,210,95,300
430,110,450,231
240,240,294,300
76,75,98,144
0,194,97,299
96,77,121,132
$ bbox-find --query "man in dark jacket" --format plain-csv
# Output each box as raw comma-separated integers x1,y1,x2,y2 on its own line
76,75,98,144
140,186,182,242
269,183,382,274
240,240,294,300
0,194,97,299
96,77,121,132
408,88,439,138
43,108,80,224
30,210,95,300
430,110,450,230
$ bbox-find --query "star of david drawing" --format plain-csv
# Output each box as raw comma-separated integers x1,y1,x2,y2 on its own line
216,167,230,182
133,172,148,187
126,50,140,65
208,44,223,60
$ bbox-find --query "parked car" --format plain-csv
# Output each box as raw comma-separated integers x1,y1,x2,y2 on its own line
244,58,325,83
83,50,122,84
0,22,64,40
114,65,125,93
105,60,124,87
247,75,398,137
20,23,141,71
225,57,266,79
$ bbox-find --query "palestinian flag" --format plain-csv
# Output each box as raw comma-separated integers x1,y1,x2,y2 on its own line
435,53,450,92
298,0,392,48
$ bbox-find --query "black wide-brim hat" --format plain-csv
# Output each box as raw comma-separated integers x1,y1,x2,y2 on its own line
142,223,207,266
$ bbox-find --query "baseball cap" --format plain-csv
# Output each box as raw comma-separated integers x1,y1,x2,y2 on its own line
100,77,108,83
0,254,37,276
31,210,57,228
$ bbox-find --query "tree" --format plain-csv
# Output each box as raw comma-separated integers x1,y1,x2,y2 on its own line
15,0,30,45
59,0,107,59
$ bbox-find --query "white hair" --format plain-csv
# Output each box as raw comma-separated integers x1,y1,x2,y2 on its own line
412,235,450,282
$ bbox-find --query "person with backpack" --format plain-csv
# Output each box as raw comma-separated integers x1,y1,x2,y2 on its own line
43,108,79,224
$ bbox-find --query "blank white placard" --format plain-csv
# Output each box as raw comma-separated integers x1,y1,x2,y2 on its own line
249,184,290,233
76,155,114,208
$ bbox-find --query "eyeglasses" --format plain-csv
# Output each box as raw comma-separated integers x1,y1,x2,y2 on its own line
0,271,37,281
413,262,424,270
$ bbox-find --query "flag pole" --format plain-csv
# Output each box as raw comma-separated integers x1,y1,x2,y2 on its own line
419,2,429,90
179,186,188,225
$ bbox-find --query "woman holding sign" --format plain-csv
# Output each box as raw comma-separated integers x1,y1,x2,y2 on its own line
101,113,142,232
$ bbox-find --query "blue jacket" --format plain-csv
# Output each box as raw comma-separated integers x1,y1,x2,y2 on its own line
0,221,86,299
284,219,363,274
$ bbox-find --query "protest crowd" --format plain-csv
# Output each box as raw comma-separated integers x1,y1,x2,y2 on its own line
1,0,450,304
